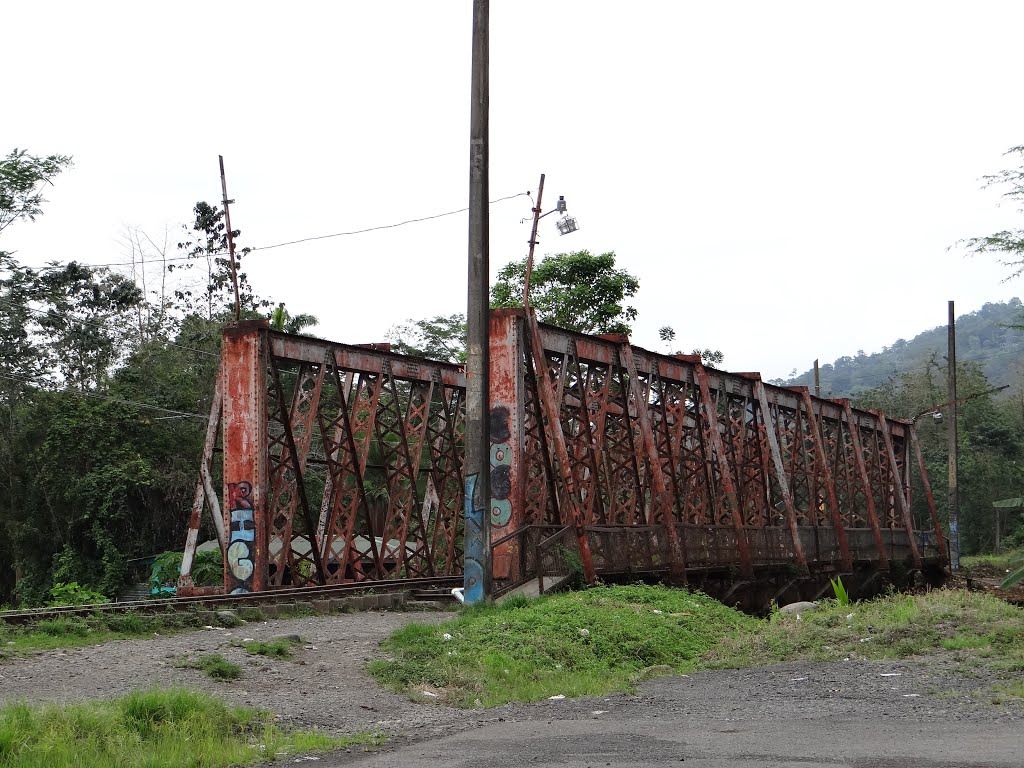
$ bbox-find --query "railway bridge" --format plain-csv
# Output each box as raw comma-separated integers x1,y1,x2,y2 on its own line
179,311,947,609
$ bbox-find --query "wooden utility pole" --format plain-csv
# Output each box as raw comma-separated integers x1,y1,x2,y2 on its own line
463,0,491,604
522,173,546,308
219,155,242,321
948,300,960,571
814,359,821,398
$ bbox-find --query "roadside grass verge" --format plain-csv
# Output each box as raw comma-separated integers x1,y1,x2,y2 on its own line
706,588,1024,668
371,586,1024,708
962,548,1024,577
0,687,384,768
0,612,214,659
370,585,759,707
0,603,331,659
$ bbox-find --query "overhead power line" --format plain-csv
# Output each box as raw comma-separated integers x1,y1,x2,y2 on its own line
15,191,530,274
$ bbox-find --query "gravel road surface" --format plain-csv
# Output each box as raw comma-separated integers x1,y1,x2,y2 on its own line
1,608,1020,767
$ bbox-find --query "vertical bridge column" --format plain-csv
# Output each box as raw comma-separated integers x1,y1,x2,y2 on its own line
222,321,269,594
489,310,526,583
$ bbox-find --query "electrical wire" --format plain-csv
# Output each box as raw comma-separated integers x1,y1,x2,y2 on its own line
15,191,531,273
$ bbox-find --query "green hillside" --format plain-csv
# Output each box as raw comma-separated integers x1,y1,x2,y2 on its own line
782,299,1024,397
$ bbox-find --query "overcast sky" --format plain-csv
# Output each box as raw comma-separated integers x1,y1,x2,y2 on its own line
5,1,1024,380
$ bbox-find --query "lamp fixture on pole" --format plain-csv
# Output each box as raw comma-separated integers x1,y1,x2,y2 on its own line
522,174,579,308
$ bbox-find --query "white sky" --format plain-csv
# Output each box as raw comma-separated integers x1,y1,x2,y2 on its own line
5,1,1024,380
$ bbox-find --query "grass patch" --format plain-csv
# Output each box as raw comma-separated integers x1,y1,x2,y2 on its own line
0,610,224,660
708,588,1024,668
235,636,303,660
962,549,1024,575
0,687,383,767
370,584,758,707
990,679,1024,704
190,654,242,681
372,586,1024,708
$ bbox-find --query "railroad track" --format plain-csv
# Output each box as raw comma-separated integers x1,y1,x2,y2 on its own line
0,576,463,625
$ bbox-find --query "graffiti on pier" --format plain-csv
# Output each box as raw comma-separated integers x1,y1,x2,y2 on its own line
463,472,486,604
226,480,255,593
489,406,513,529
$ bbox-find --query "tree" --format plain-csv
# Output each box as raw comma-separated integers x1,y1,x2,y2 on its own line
0,149,72,239
656,325,724,366
269,303,319,335
175,201,266,320
386,313,466,363
490,250,639,335
961,146,1024,278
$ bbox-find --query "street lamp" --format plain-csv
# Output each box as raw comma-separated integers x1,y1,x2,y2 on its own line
522,174,580,307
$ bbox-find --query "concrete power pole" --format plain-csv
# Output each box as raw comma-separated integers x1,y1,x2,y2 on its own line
948,300,960,571
464,0,491,604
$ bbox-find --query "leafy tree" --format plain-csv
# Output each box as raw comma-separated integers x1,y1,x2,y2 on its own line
655,325,724,365
174,201,266,321
491,250,639,335
961,146,1024,279
0,149,72,239
269,302,319,335
386,313,467,363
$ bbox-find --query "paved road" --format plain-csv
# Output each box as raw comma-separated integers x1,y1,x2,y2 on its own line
338,716,1019,767
325,660,1023,768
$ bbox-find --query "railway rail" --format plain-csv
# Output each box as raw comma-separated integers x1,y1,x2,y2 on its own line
0,576,461,625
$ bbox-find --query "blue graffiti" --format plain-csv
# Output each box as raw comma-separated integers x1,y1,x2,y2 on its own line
463,472,487,605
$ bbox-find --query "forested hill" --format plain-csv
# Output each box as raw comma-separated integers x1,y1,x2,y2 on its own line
782,298,1024,397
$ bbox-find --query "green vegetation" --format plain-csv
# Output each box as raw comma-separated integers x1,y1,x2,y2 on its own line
149,550,223,592
185,654,242,681
963,548,1024,571
0,687,382,768
490,250,640,335
0,610,214,658
370,585,758,707
371,585,1024,709
234,636,303,660
708,588,1024,669
47,582,108,607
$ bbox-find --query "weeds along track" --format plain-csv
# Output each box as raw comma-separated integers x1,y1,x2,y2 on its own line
0,576,462,625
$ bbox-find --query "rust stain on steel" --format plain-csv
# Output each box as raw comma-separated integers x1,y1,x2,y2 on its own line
221,321,269,593
193,314,944,594
694,362,754,578
798,388,852,572
524,310,598,585
488,311,525,580
876,411,923,569
839,399,890,571
619,341,686,579
753,378,807,570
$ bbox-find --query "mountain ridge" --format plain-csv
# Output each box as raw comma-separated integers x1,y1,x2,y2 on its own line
780,298,1024,397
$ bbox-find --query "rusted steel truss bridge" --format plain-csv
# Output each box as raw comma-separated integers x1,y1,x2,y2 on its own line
179,311,947,609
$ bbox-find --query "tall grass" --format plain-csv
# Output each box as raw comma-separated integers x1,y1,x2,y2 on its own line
372,586,1024,709
371,585,759,707
0,688,381,768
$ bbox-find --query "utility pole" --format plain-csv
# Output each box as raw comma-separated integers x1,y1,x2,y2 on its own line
464,0,491,604
814,359,821,398
219,155,242,321
523,173,546,308
947,300,959,571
